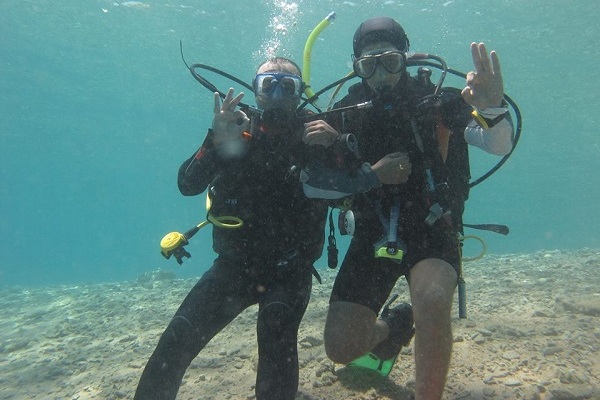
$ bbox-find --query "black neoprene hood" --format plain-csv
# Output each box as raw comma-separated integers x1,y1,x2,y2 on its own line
353,17,410,57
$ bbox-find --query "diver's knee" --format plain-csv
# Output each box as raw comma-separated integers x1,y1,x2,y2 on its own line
411,281,455,316
324,340,355,364
410,260,456,313
161,315,197,350
258,302,294,337
323,321,358,364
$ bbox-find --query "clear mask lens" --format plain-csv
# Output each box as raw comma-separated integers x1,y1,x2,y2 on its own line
254,73,303,98
353,51,405,79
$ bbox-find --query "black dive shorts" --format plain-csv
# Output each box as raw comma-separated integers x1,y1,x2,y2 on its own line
330,220,460,314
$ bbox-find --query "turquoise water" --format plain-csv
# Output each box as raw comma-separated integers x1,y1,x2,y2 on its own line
1,0,599,286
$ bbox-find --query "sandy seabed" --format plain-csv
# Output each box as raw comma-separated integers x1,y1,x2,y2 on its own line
1,249,599,400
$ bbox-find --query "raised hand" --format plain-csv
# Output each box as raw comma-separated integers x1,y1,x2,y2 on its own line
461,42,504,109
212,88,250,146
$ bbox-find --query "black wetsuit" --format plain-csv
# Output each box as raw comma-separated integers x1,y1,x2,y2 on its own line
134,123,328,400
305,79,473,314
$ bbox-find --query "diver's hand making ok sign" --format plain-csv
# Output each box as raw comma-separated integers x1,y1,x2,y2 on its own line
461,42,504,110
211,88,251,147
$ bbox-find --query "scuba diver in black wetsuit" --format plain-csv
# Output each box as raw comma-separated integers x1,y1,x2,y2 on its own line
134,57,328,400
300,17,514,399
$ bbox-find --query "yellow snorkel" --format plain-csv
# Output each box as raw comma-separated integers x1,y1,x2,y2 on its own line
303,12,336,104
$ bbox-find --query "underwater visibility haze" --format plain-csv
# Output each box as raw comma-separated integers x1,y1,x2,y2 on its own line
1,0,599,287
